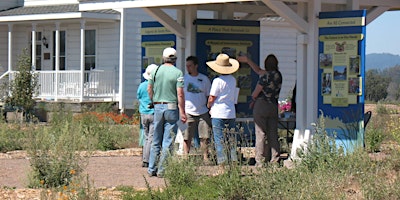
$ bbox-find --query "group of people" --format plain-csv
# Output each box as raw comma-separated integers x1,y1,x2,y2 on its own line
137,47,282,177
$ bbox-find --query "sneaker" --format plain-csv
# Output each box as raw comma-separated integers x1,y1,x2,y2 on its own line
148,171,156,177
142,162,149,168
157,173,164,178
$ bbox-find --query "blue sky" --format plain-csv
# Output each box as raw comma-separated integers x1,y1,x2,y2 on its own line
366,10,400,56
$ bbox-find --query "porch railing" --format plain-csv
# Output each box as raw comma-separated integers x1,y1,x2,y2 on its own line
2,70,117,102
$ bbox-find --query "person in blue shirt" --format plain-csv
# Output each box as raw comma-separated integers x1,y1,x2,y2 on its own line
137,64,158,167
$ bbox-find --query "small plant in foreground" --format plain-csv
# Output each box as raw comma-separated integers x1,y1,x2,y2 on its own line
297,113,343,172
27,113,89,188
365,127,385,152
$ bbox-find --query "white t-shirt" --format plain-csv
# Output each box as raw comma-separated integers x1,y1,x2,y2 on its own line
209,75,236,119
184,73,211,115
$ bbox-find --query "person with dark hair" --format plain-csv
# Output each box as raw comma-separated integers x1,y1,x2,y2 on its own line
183,56,212,163
238,54,282,167
147,47,186,178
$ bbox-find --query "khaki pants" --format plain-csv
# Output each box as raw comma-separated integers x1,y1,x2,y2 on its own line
253,99,280,164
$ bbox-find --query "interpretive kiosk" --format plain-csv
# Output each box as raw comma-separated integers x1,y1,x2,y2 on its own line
141,21,177,77
318,10,366,151
195,19,260,118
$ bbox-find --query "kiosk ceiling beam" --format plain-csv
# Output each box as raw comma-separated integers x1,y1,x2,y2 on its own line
142,7,186,38
261,0,308,33
241,13,266,20
366,6,390,24
79,0,254,10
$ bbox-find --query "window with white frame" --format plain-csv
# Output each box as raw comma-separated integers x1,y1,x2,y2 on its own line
85,30,96,70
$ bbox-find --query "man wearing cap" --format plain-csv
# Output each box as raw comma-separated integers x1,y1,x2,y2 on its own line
206,53,240,174
137,64,157,168
147,47,187,177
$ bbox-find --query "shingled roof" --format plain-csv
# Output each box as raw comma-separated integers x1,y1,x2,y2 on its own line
0,4,119,16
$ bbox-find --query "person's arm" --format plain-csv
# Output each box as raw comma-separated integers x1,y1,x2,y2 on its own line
147,84,153,101
177,87,187,123
252,84,263,100
207,95,217,109
237,55,266,75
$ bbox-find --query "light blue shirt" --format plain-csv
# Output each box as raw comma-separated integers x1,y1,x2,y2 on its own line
137,80,154,114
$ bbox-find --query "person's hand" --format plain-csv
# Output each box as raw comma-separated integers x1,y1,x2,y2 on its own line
237,55,249,63
180,111,187,123
249,100,255,109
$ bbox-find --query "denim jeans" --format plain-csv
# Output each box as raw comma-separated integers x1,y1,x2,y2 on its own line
148,104,179,176
141,114,154,163
211,118,238,165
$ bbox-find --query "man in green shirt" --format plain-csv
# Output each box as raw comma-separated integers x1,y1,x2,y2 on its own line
147,47,186,177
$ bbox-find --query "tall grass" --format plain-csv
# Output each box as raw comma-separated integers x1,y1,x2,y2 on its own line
120,113,400,200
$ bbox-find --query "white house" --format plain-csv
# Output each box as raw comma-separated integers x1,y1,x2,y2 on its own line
0,0,301,112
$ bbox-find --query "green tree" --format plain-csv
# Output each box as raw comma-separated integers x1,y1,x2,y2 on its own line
381,65,400,101
5,48,38,115
365,69,390,102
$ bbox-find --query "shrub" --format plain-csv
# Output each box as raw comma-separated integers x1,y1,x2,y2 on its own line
376,102,391,114
365,127,385,152
0,123,28,152
297,113,343,172
26,115,90,188
5,48,38,117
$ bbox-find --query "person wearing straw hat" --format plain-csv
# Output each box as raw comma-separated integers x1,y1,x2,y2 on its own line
147,47,187,178
137,64,158,168
238,54,283,166
206,53,240,173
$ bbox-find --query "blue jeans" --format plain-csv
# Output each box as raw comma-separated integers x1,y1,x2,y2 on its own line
148,104,179,176
211,118,238,165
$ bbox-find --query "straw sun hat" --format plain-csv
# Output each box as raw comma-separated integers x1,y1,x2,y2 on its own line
206,53,239,75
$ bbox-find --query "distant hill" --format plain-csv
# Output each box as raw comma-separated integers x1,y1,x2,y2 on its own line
366,53,400,70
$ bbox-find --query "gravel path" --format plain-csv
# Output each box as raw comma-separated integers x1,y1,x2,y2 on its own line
0,149,165,190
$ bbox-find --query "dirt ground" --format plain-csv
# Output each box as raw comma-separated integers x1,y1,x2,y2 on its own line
0,148,166,199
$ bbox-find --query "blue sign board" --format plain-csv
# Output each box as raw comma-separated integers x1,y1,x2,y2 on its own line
318,10,367,151
195,19,260,118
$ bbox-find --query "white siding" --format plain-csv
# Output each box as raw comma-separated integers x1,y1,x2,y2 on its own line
260,20,298,101
122,8,179,109
0,26,8,73
122,8,163,109
13,26,30,68
65,24,81,70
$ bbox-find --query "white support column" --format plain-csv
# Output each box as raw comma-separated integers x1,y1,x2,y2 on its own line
32,23,37,69
118,9,125,110
290,34,308,160
306,0,321,129
7,24,12,72
176,9,185,71
80,20,86,102
184,5,197,60
296,34,308,132
55,22,60,101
